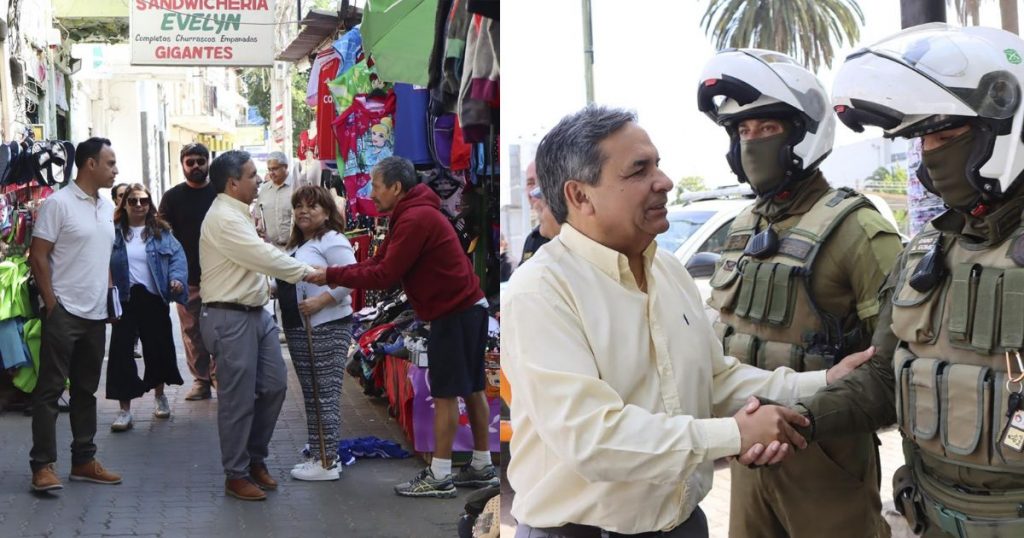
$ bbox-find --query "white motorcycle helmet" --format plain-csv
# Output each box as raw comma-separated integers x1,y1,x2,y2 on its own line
832,23,1024,204
697,48,835,193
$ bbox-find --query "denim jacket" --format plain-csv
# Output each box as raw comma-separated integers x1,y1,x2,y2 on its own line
110,227,189,305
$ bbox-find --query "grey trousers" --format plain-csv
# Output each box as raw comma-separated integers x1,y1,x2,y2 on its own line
199,305,287,479
514,508,708,538
30,303,106,470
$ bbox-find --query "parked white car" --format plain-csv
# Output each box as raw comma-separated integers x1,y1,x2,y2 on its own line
661,186,905,321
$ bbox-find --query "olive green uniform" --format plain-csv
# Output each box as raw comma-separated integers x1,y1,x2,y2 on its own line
799,196,1024,537
708,173,902,538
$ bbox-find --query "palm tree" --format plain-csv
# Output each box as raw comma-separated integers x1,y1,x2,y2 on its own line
701,0,865,72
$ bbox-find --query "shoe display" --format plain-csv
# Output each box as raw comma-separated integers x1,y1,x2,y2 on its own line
225,478,266,501
452,464,499,488
153,395,171,419
290,460,340,481
31,463,63,491
184,380,211,401
393,467,456,498
111,410,133,432
69,460,122,485
249,462,277,490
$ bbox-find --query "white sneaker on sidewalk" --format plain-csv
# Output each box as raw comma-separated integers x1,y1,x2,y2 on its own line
290,460,340,481
111,410,133,432
153,395,171,419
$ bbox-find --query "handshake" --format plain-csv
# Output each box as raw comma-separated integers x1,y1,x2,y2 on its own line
303,266,329,286
733,345,875,467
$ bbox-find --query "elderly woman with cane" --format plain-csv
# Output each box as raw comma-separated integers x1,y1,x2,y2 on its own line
276,185,356,481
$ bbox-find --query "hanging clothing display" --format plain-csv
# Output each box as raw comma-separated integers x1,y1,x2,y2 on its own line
328,54,393,116
306,48,340,107
332,25,363,78
315,51,343,161
333,91,397,218
393,84,432,165
458,14,499,143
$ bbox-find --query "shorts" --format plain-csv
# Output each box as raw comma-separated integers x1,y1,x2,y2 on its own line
426,304,487,398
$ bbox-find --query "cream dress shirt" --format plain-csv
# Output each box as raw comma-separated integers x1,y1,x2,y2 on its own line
502,223,827,534
256,177,293,247
199,193,310,307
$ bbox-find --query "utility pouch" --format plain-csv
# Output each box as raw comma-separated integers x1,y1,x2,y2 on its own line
712,321,733,346
970,269,1003,354
1000,269,1024,350
948,263,979,344
734,261,759,318
757,341,803,371
892,465,926,535
766,264,794,326
725,332,758,365
748,263,775,322
910,358,946,456
940,364,992,466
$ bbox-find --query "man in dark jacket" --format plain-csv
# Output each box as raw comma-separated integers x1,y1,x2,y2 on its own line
311,156,496,498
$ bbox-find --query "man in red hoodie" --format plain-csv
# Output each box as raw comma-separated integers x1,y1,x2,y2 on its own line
311,156,495,498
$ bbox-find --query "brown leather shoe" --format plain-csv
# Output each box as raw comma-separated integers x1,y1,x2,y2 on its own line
249,463,278,490
225,478,266,501
69,459,122,485
31,463,63,491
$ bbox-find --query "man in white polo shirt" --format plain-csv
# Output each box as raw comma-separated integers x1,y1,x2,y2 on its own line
28,137,122,492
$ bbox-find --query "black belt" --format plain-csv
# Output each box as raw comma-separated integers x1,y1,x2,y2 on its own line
204,302,263,313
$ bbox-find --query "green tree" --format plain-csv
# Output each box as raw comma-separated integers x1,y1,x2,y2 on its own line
701,0,865,72
673,175,706,204
863,166,908,195
238,67,315,150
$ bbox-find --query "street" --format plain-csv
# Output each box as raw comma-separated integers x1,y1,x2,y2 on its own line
0,308,465,537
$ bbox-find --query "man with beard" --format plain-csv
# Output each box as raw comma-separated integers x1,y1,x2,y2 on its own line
696,49,902,537
780,24,1024,537
158,143,217,400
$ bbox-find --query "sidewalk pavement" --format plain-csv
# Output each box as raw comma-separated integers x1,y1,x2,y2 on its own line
500,428,915,538
0,309,467,537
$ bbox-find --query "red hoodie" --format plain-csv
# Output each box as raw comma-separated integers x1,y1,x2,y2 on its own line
326,183,483,321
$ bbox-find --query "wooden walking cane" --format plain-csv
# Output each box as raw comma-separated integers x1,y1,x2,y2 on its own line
302,293,330,470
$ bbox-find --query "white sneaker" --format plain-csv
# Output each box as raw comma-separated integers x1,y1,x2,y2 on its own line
111,410,133,432
290,460,340,481
153,395,171,419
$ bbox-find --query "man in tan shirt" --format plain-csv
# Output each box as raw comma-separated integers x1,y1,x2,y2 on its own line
198,150,324,501
502,106,874,537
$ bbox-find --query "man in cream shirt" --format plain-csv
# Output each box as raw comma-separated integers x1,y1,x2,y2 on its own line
502,106,873,537
198,150,325,502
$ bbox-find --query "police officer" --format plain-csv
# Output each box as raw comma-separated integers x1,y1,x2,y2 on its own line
697,49,903,538
793,24,1024,537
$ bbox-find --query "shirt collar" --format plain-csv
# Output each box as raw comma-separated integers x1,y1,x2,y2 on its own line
68,179,95,201
557,223,658,289
216,192,252,214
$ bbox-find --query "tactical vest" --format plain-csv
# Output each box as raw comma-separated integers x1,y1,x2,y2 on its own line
708,188,873,372
891,223,1024,533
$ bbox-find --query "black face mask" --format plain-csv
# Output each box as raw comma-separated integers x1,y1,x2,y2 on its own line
740,132,788,194
922,129,979,211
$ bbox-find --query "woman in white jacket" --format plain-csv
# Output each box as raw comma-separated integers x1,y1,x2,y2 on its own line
276,186,356,481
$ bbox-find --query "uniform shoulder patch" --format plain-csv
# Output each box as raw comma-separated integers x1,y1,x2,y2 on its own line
725,234,750,251
778,237,814,260
1011,234,1024,267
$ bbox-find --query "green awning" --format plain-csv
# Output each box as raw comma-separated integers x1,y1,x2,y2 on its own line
361,0,438,87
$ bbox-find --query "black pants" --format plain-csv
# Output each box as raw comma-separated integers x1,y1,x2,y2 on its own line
427,304,488,398
30,303,106,469
106,285,182,401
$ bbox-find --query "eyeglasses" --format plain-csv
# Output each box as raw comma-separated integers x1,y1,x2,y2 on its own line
529,187,543,200
126,197,151,207
184,158,207,167
268,165,286,172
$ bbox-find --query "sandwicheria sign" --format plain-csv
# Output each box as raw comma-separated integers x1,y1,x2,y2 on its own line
130,0,275,66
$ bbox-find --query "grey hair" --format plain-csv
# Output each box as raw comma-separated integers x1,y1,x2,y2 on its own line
267,151,289,166
373,156,419,192
209,150,252,194
535,105,638,223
